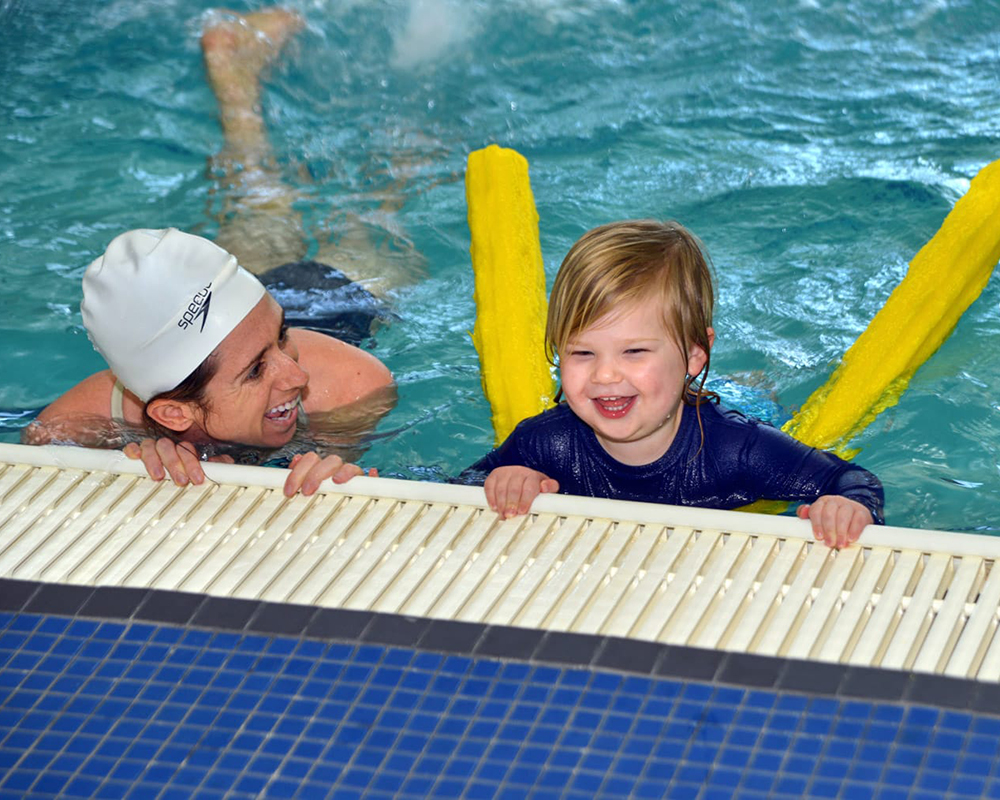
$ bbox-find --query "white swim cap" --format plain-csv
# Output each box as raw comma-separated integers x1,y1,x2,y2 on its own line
81,228,266,402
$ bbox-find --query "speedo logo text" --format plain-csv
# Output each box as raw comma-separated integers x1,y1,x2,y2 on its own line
177,283,213,332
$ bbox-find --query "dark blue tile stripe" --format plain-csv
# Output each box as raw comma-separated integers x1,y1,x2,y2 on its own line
2,577,997,713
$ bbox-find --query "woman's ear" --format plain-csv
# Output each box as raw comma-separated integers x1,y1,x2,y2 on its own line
145,399,197,433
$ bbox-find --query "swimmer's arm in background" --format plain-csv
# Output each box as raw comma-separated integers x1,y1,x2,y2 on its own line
292,328,395,413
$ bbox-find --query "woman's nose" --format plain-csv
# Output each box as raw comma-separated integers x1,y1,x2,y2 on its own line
278,351,309,389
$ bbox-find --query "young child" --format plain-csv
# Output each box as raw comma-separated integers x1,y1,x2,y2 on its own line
463,219,884,549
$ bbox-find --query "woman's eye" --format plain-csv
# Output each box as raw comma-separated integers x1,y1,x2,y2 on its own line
247,362,264,381
278,325,290,345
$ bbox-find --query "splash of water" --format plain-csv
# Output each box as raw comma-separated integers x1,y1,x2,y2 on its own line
390,0,474,69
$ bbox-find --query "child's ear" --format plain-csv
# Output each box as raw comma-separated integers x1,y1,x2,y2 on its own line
686,327,714,376
145,399,197,433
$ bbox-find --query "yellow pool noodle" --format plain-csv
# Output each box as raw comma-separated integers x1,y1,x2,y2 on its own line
783,157,1000,455
466,145,556,446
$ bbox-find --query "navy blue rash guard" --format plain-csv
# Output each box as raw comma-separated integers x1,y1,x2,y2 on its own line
462,401,885,524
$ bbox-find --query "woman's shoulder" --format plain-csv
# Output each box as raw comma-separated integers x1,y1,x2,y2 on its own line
25,369,139,444
34,369,118,423
292,328,393,412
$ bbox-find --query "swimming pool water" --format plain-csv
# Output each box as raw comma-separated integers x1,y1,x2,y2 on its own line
1,0,999,533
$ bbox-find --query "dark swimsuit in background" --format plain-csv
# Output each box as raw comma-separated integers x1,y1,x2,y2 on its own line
261,260,393,346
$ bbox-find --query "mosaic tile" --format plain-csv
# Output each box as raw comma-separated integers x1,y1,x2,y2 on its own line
3,576,1000,798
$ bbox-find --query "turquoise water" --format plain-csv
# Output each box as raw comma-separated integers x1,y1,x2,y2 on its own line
1,0,998,533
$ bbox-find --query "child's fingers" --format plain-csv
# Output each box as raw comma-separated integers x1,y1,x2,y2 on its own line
501,473,528,518
515,476,540,515
815,499,844,547
804,497,872,549
797,502,825,544
485,469,523,517
483,473,501,513
486,474,516,516
483,469,553,519
847,512,867,545
837,505,858,549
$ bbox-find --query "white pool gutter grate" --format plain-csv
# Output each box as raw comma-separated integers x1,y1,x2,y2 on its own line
1,442,999,681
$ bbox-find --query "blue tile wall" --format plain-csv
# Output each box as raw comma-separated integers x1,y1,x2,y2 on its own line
1,581,1000,798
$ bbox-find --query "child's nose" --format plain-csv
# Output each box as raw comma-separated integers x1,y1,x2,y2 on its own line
593,357,621,384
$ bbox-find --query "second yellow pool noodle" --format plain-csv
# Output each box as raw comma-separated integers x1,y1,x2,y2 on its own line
783,157,1000,455
466,145,556,446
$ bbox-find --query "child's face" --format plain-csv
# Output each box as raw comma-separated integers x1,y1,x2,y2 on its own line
559,295,710,466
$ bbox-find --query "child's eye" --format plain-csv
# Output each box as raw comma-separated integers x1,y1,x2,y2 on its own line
624,348,649,355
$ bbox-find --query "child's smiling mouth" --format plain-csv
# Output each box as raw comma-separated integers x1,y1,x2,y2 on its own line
593,395,635,418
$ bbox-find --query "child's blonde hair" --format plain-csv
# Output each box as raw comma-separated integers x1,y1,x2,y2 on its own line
546,219,717,406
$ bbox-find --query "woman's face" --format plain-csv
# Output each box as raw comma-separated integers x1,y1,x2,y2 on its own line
193,294,309,448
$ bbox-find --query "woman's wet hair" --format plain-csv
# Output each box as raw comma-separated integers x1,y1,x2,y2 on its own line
546,218,717,407
142,355,218,437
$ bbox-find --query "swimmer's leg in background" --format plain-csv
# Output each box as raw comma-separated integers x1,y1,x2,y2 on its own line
313,147,431,297
201,7,307,274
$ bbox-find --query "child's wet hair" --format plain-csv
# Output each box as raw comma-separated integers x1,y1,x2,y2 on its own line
546,219,717,405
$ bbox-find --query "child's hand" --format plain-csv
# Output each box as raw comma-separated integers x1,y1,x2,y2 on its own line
797,495,873,549
484,466,560,519
284,452,377,497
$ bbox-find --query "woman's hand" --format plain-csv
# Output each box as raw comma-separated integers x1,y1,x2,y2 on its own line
797,495,873,549
284,452,377,497
123,438,234,486
484,466,560,519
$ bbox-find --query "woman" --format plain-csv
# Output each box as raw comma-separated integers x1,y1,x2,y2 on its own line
24,227,390,496
23,8,422,494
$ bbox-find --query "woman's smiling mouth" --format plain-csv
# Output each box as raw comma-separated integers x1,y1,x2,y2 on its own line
265,398,299,422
